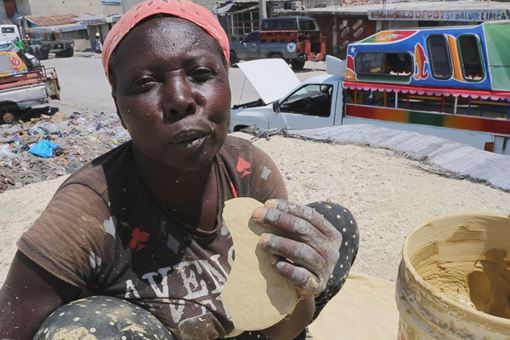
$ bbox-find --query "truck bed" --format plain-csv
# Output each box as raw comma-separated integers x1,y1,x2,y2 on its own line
0,71,44,91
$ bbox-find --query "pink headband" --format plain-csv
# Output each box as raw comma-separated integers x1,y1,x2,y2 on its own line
102,0,230,78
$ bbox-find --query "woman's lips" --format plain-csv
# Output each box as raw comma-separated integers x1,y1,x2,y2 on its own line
170,129,210,144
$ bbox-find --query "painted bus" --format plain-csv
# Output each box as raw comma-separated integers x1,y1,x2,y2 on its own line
343,21,510,153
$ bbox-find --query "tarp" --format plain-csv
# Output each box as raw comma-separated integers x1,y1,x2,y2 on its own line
288,124,510,191
308,273,398,340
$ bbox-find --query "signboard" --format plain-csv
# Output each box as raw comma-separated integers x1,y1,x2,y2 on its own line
368,9,510,21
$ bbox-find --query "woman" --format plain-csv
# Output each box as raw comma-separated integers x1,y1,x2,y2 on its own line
0,1,358,339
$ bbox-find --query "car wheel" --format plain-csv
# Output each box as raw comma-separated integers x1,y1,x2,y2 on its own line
39,48,50,60
229,50,239,65
63,47,74,58
291,60,305,71
269,53,283,59
2,112,15,124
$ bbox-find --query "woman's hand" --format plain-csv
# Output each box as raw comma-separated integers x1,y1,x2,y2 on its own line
252,199,342,297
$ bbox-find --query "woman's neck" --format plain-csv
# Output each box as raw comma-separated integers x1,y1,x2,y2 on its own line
133,149,219,229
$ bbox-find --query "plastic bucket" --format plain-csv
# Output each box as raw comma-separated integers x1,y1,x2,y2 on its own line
396,214,510,339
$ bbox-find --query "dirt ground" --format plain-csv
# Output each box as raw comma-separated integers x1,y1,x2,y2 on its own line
2,132,509,285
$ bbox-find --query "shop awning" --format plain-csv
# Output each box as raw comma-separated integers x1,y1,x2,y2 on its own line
343,81,510,101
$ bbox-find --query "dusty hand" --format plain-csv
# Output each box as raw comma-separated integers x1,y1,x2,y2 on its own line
252,199,342,297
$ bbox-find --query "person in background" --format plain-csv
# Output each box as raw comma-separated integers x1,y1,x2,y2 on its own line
0,0,358,339
94,32,103,53
14,36,25,52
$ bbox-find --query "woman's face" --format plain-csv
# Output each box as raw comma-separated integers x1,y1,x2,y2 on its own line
111,17,231,173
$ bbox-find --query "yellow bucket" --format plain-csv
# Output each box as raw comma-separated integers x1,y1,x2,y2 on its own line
396,214,510,339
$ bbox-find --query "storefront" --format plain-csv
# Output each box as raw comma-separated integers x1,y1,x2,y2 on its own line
305,1,510,58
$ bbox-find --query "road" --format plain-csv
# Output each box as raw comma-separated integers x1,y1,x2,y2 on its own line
42,54,325,116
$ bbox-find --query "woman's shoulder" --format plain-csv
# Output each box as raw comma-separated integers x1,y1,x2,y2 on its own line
220,134,287,200
59,142,135,197
221,134,272,161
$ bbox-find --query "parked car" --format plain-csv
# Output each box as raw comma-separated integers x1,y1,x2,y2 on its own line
26,38,74,60
230,16,326,70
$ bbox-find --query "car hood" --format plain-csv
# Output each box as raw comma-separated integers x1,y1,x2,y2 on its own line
237,59,300,104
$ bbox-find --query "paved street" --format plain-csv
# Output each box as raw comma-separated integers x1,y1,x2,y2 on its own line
42,54,326,115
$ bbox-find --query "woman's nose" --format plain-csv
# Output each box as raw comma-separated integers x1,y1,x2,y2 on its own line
162,76,196,121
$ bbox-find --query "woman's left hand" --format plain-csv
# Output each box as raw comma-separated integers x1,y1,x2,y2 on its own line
252,199,342,297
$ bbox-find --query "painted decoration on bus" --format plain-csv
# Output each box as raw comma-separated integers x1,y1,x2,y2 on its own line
345,22,510,92
345,54,356,80
345,104,510,136
360,30,417,44
413,43,429,81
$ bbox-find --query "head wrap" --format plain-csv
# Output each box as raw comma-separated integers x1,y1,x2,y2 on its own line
102,0,230,78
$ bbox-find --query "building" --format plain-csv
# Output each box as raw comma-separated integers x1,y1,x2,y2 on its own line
13,0,121,17
1,0,123,51
121,0,216,11
217,0,510,56
305,1,510,57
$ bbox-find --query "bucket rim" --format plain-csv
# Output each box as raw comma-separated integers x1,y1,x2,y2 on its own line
400,212,510,325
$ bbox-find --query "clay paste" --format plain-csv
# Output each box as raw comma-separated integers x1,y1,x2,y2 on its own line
412,219,510,319
221,197,298,331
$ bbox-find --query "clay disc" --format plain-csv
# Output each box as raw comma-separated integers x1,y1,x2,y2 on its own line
221,197,298,331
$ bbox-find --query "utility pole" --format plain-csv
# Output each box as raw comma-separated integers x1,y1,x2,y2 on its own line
259,0,267,27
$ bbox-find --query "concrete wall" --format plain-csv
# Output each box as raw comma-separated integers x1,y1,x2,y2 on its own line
0,3,8,22
26,0,102,16
102,3,122,16
20,0,122,17
15,0,31,16
121,0,216,12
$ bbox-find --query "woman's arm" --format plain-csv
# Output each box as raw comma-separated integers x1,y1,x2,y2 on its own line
0,251,81,339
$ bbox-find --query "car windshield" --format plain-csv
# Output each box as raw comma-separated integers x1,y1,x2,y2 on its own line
242,32,259,43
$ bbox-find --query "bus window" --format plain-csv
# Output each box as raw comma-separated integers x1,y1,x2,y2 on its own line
457,97,510,119
427,35,452,80
346,89,395,108
354,52,412,81
458,35,484,82
398,93,455,114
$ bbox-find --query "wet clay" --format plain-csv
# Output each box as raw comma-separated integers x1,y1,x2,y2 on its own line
221,198,298,331
413,239,510,319
468,248,510,318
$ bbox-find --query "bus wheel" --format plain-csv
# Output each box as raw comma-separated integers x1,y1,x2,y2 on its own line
2,112,15,124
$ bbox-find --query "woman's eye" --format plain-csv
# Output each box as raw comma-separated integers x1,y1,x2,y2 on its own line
190,67,215,82
134,76,155,87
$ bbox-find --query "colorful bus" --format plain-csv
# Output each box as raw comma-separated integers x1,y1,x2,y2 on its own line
343,21,510,153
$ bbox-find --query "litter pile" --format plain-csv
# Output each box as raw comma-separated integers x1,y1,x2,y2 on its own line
0,110,129,193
